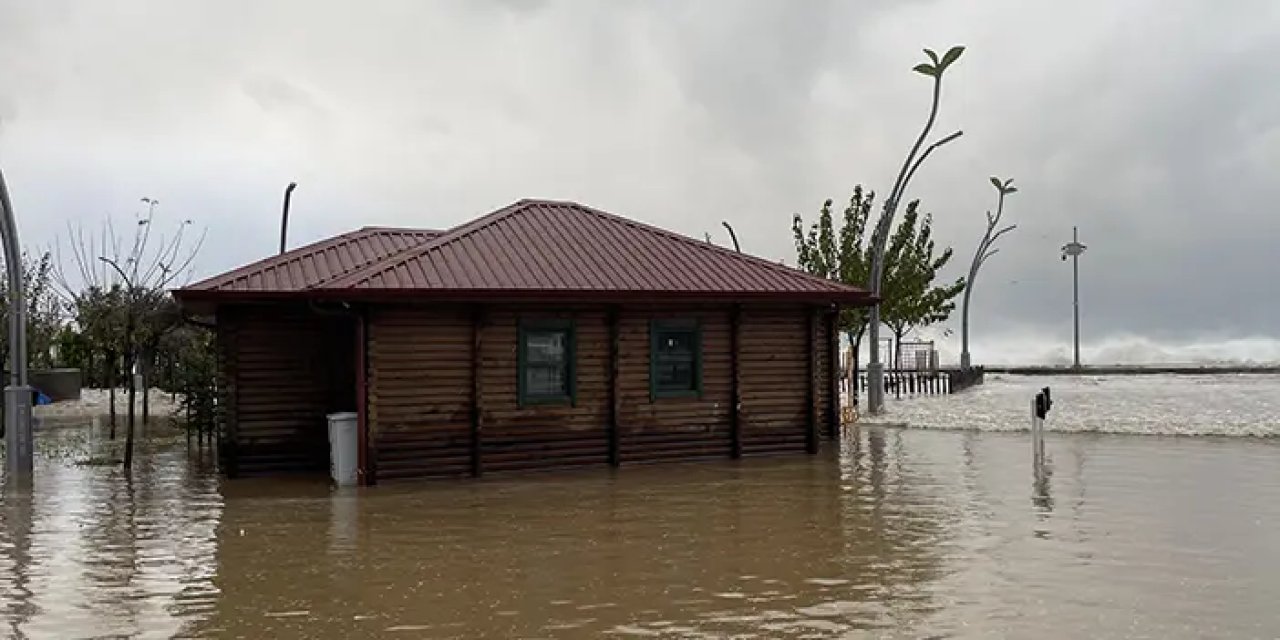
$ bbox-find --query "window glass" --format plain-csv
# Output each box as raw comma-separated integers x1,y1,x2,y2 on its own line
651,321,701,397
519,321,574,405
524,330,568,397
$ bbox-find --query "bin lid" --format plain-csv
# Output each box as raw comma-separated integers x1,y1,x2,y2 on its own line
327,412,358,421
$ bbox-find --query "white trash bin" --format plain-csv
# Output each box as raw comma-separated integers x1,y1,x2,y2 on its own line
326,412,359,486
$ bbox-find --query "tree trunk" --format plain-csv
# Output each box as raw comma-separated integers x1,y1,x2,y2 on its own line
846,330,861,407
124,314,136,472
107,350,117,439
141,348,150,426
893,331,904,372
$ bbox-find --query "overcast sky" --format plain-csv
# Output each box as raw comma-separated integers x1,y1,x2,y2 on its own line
2,0,1277,363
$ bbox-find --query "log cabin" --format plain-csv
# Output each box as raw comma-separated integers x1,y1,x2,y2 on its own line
174,199,874,483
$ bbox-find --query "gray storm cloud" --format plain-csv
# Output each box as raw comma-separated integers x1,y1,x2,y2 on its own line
0,0,1277,359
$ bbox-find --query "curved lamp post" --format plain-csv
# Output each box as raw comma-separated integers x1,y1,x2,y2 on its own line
865,46,965,415
1061,227,1087,368
0,167,33,482
959,177,1018,370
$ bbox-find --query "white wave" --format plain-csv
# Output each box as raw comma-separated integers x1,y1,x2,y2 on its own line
844,330,1280,367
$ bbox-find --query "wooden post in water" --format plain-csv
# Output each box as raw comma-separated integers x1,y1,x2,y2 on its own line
730,304,743,459
805,307,818,454
355,312,372,485
469,306,484,477
607,307,621,467
825,307,839,441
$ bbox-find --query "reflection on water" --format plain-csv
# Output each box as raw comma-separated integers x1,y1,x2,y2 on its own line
1,435,221,639
2,422,1280,638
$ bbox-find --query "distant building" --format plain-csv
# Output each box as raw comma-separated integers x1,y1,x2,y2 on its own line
175,199,872,482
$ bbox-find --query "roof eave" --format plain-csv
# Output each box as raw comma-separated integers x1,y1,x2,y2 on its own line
173,287,876,307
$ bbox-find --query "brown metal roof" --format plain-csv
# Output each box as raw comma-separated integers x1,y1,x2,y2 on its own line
177,200,872,305
182,226,440,293
320,199,870,303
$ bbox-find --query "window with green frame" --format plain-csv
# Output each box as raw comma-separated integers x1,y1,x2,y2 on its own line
650,319,702,399
518,319,576,406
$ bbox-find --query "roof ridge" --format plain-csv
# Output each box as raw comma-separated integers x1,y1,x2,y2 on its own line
323,200,534,289
323,198,863,294
182,227,371,291
560,201,859,292
359,225,440,234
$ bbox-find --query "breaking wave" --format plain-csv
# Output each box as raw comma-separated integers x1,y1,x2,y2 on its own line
858,331,1280,367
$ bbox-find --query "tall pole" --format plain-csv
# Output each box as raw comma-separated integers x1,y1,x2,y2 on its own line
280,182,297,255
960,178,1017,371
1062,226,1087,369
1072,228,1080,368
864,45,966,415
0,167,34,482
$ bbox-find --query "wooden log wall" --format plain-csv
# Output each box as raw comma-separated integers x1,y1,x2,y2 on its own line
738,307,811,456
616,307,733,464
356,303,832,481
367,308,473,480
478,307,611,474
218,306,353,476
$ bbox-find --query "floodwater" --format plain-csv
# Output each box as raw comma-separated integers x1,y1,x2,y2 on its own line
0,376,1277,639
870,373,1280,437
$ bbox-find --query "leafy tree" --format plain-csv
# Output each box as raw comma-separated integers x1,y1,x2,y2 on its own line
793,187,875,402
0,251,65,371
134,291,183,425
879,201,965,366
158,323,218,442
61,285,128,435
795,192,966,403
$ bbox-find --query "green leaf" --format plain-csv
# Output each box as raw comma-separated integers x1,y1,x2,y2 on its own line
923,48,939,64
989,177,1002,189
940,46,965,69
913,63,936,76
1004,186,1018,194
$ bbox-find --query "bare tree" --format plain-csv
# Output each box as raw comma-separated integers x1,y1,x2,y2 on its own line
53,199,203,470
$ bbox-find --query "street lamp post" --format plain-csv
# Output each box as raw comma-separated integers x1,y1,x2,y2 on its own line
865,45,966,415
0,167,34,483
959,178,1018,370
1061,227,1087,369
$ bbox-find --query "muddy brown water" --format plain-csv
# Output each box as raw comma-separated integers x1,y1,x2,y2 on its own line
2,423,1279,638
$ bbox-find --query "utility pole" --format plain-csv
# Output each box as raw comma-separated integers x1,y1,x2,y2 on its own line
0,167,34,483
1061,227,1087,369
